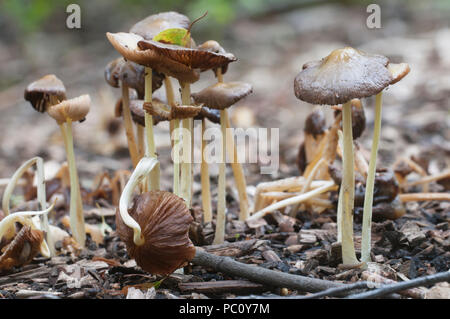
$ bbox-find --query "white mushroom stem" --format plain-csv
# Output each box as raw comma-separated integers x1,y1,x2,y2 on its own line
144,67,160,191
224,111,249,221
119,156,159,246
1,157,55,256
136,125,145,159
361,92,383,263
201,118,212,222
213,109,228,244
121,84,140,167
341,101,359,265
180,82,193,207
216,67,249,221
61,119,86,247
247,181,336,221
0,203,55,258
164,76,180,196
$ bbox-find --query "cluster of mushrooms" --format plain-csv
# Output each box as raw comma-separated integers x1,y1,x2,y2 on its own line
1,11,422,278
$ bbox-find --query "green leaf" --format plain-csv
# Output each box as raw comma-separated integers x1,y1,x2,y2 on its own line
152,28,190,47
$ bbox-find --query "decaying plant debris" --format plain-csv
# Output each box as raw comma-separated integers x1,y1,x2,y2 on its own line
0,5,449,300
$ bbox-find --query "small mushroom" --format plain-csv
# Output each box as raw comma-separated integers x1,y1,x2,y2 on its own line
46,95,91,247
24,74,66,113
192,81,253,244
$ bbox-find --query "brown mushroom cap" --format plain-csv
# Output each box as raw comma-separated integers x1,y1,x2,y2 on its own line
137,39,237,71
191,82,253,110
106,32,200,83
304,109,327,137
126,99,168,126
115,191,196,275
104,58,164,98
24,74,67,113
197,40,232,75
294,47,393,105
47,95,91,124
0,226,44,271
130,12,191,40
194,107,221,124
387,63,410,85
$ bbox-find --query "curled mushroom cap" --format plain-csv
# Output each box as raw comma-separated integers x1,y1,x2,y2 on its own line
106,32,200,83
387,63,410,85
294,47,393,105
47,95,91,124
105,58,163,98
130,12,191,40
197,40,233,74
137,39,237,71
194,107,221,124
119,99,168,126
191,82,253,110
24,74,67,113
115,190,196,275
0,226,44,271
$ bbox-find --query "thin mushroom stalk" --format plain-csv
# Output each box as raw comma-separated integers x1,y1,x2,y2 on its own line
61,119,86,247
341,101,359,265
121,84,140,167
144,67,160,191
361,92,383,263
180,82,193,207
217,67,249,221
213,108,227,244
1,157,55,256
119,157,160,246
201,118,213,222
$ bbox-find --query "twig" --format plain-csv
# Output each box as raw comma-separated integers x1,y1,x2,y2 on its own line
192,249,342,292
399,193,450,202
346,271,450,299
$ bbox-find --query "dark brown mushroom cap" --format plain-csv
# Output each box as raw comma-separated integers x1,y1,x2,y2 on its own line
194,107,221,124
24,74,67,113
105,58,164,98
130,12,191,40
137,39,237,71
47,95,91,125
294,47,393,105
191,82,253,110
304,109,327,137
197,40,232,75
126,99,168,126
0,226,44,271
115,191,196,275
387,63,410,85
106,32,200,83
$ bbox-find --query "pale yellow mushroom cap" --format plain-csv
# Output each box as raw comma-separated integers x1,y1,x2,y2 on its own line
47,94,91,124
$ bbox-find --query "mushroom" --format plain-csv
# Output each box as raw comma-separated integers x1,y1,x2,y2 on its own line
198,40,253,222
105,58,163,167
1,157,54,256
46,95,91,247
24,74,66,113
294,47,394,266
107,13,236,206
192,82,253,244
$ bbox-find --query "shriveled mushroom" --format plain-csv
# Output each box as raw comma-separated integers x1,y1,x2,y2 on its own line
192,81,252,244
46,95,91,247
